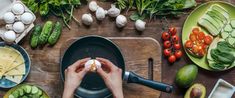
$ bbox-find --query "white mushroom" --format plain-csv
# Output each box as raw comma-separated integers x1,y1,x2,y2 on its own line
89,1,99,12
13,22,25,33
96,7,106,21
82,13,93,26
3,31,16,43
108,4,120,17
12,3,24,15
21,12,34,24
3,12,15,23
116,15,127,28
85,59,102,72
135,19,146,31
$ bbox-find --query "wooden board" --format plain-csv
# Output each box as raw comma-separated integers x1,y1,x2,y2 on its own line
60,37,162,98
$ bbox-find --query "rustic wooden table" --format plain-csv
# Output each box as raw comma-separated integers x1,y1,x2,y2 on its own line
1,0,235,98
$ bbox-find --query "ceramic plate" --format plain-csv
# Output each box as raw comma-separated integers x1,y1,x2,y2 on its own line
182,1,235,71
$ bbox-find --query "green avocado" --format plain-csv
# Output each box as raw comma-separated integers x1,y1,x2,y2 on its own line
184,83,206,98
175,64,198,88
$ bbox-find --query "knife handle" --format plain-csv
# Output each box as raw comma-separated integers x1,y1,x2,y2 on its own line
127,71,173,93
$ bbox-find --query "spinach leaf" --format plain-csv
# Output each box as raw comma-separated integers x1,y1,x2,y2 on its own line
217,41,235,52
210,62,226,70
130,12,147,21
211,49,235,64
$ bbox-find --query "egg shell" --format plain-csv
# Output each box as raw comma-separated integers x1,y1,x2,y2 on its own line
21,12,34,24
85,59,102,71
13,22,25,33
3,12,15,23
12,3,25,14
4,31,16,42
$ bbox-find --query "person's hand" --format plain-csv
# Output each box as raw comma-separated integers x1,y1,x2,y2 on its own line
62,58,90,98
96,58,124,98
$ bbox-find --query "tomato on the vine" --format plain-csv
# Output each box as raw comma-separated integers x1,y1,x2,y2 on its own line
162,32,170,40
163,49,171,56
169,27,177,35
174,43,181,50
168,55,176,63
174,50,182,59
163,40,171,48
172,35,179,42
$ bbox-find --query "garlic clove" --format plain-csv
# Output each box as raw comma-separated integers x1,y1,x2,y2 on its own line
3,31,16,43
82,13,93,26
135,19,146,31
89,1,99,12
116,15,127,28
13,22,25,33
3,12,15,23
21,12,34,24
96,7,106,21
108,4,120,17
12,3,25,15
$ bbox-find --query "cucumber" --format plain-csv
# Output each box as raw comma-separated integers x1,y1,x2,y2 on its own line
8,94,14,98
231,30,235,37
224,24,233,32
221,31,229,39
202,14,222,30
38,21,53,45
48,21,62,45
207,11,227,24
211,4,229,19
211,10,228,23
18,88,24,96
12,90,19,98
31,86,39,94
30,25,42,48
226,37,235,46
23,85,32,93
230,19,235,28
198,18,220,36
22,95,28,98
36,89,43,96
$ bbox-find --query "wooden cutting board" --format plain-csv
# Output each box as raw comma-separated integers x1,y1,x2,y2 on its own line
60,37,162,98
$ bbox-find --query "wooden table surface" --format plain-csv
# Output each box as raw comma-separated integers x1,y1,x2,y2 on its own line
1,0,235,98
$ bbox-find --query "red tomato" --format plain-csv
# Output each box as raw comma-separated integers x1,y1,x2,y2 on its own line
174,50,182,59
172,35,179,42
204,36,213,45
163,41,171,48
168,55,176,63
192,27,200,35
174,43,181,50
192,45,199,53
185,40,193,48
202,44,208,49
163,49,171,56
189,34,197,41
198,32,205,40
198,49,205,56
169,27,177,36
162,32,170,40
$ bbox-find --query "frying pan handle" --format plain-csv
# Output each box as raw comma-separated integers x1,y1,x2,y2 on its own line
126,71,173,93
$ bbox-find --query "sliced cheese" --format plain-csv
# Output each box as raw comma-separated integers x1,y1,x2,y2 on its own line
5,75,23,84
5,64,25,76
7,54,24,71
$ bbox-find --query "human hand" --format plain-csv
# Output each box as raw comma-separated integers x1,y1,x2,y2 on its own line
96,58,124,98
62,58,90,98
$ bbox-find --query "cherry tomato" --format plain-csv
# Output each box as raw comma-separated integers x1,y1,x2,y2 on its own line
168,55,176,63
163,41,171,48
174,50,183,59
189,34,197,41
192,27,200,35
204,35,213,45
202,44,208,49
169,27,177,35
192,45,199,53
172,35,179,42
198,49,205,56
174,43,181,50
163,49,171,56
198,32,205,40
185,40,193,48
162,32,170,40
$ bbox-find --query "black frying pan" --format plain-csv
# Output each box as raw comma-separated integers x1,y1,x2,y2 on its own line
60,35,173,98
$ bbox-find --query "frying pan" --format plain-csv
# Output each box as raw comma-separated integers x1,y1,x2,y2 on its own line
60,35,173,98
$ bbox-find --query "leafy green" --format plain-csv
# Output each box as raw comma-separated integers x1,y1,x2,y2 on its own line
211,49,234,64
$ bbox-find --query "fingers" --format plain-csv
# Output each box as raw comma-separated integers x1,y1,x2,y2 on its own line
96,58,117,71
97,67,108,79
77,67,89,78
69,58,90,70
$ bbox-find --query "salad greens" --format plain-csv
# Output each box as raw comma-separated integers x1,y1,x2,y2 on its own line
116,0,197,21
22,0,82,29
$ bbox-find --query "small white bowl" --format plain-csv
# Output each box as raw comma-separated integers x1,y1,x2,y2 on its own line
208,79,235,98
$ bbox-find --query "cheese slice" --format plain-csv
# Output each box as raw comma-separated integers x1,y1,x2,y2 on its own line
5,64,25,76
5,75,23,84
7,54,24,71
4,49,21,71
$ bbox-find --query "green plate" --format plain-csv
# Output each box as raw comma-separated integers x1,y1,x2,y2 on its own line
182,1,235,71
4,84,50,98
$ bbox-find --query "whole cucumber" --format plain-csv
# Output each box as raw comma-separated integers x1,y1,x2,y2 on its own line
38,21,53,45
48,21,62,45
30,25,42,48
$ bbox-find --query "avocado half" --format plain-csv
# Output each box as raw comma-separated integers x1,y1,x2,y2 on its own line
184,83,206,98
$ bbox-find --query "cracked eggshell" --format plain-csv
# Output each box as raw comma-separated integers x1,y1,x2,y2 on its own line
21,12,34,24
3,12,15,23
13,22,25,33
85,59,102,72
3,31,16,43
89,1,99,12
12,3,25,15
116,15,127,28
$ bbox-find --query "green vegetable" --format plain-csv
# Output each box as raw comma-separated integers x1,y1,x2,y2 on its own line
23,85,32,93
31,86,39,94
39,3,49,16
38,21,53,45
30,25,42,48
184,84,206,98
175,64,198,88
211,49,234,64
48,21,62,45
